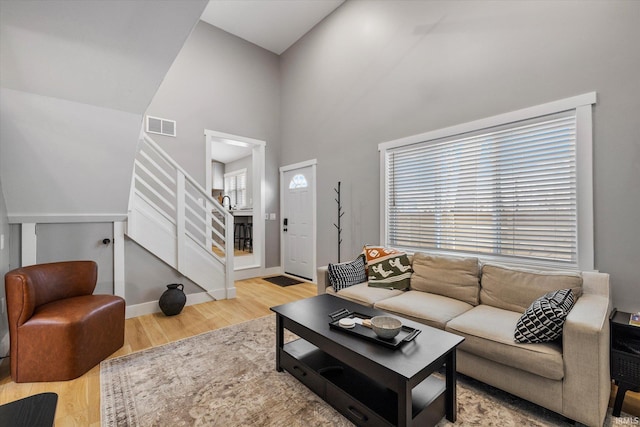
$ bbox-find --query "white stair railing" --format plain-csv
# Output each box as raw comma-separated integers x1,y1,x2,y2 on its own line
127,132,234,299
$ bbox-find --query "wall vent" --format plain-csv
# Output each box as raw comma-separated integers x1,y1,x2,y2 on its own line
146,115,176,137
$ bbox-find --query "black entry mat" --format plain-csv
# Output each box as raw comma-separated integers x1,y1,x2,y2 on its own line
263,275,304,287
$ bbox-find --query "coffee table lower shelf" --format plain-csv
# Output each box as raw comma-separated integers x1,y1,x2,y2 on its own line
280,339,446,427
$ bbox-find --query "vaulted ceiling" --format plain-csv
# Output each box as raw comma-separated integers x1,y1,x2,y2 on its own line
200,0,344,55
0,0,208,113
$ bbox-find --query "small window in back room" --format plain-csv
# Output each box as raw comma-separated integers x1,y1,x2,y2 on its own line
224,169,247,208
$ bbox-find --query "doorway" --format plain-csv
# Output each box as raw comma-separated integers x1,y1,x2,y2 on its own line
205,130,265,274
280,160,317,281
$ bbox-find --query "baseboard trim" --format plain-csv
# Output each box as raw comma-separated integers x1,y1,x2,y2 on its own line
124,268,282,318
263,266,282,276
234,266,281,281
125,291,217,319
207,288,238,300
226,287,237,299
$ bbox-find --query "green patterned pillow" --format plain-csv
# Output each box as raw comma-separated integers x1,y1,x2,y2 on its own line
363,246,412,290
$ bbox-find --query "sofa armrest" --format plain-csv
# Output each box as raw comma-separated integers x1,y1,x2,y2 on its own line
581,271,611,298
561,289,611,426
317,266,331,295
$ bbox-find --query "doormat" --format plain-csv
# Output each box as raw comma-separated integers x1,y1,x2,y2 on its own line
263,275,304,287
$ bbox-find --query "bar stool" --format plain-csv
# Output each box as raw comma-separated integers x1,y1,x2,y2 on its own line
234,223,245,250
242,223,253,252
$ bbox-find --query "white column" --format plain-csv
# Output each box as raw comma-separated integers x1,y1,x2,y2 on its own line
21,223,37,267
113,221,126,298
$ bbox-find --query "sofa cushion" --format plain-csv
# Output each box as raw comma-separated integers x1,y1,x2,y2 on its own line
446,305,564,380
328,254,367,291
327,282,403,307
363,246,412,290
514,289,575,343
480,264,583,313
374,291,474,330
410,252,480,306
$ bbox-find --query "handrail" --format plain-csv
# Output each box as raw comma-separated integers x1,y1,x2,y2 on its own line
142,134,230,218
129,132,234,298
140,133,233,233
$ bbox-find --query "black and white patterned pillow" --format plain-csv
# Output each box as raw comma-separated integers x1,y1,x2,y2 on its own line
328,255,367,291
514,289,575,343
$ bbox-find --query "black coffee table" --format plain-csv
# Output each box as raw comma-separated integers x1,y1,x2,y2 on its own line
271,294,464,427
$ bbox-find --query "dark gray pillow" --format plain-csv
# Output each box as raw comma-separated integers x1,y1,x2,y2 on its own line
514,289,575,343
328,255,366,291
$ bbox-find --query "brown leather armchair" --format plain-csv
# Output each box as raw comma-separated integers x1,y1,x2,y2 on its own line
4,261,125,382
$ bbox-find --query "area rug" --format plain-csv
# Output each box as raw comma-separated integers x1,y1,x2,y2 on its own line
262,275,304,287
101,315,623,426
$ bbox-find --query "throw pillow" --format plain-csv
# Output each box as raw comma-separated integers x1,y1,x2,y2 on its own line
362,246,412,290
480,264,583,313
410,252,480,306
514,289,575,343
328,254,367,291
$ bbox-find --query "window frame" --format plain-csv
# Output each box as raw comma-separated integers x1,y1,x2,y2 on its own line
378,92,596,271
224,168,247,208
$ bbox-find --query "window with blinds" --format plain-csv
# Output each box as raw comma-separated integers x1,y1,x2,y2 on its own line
380,94,596,270
224,169,247,208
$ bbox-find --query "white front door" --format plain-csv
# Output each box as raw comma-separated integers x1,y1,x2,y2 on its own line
281,163,316,280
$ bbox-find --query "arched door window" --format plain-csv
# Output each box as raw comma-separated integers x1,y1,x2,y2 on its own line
289,174,308,189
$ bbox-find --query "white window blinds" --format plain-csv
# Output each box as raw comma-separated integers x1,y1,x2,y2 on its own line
224,169,247,208
386,111,580,268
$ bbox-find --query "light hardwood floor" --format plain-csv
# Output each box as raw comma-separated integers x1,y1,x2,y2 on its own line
1,277,639,425
0,277,317,426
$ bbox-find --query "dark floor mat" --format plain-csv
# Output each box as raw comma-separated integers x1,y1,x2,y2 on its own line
263,275,304,287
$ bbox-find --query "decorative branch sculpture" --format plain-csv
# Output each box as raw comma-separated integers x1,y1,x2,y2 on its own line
333,181,344,262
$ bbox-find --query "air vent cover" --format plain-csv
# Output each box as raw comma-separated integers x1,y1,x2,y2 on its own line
146,115,176,137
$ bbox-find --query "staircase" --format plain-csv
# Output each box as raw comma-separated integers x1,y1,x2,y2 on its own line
127,132,234,299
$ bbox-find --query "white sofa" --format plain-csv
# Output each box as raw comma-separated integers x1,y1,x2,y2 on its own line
318,252,612,427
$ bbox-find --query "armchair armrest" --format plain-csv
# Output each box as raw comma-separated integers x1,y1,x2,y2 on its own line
561,272,611,427
5,261,98,328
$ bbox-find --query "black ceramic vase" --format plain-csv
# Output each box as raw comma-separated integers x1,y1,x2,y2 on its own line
159,283,186,316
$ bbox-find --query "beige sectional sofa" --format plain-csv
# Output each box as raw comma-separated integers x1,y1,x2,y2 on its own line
318,252,612,427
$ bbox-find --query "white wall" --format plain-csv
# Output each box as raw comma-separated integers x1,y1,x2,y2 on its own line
0,0,208,115
0,0,207,221
280,0,640,311
146,21,282,268
0,175,10,356
124,238,200,306
0,89,139,220
0,1,212,312
35,222,115,295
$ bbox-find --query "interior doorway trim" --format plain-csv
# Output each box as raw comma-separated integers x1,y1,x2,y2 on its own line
279,159,317,283
204,129,266,276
